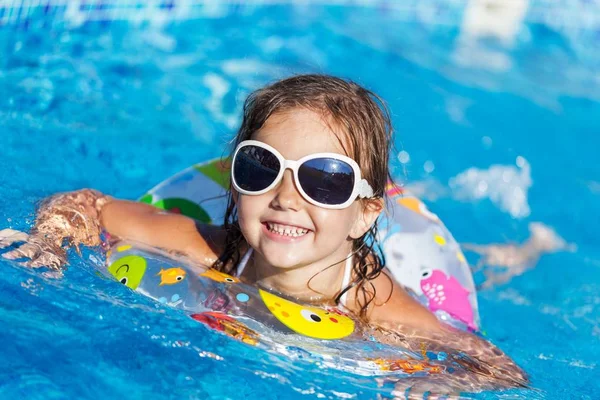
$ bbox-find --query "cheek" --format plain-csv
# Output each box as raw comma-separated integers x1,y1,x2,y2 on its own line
312,205,358,235
236,195,269,229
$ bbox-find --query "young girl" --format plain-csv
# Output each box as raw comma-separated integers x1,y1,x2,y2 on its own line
0,75,527,392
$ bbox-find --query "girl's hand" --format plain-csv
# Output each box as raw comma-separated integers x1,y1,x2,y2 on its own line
33,189,111,249
1,189,111,270
372,323,528,392
0,229,66,269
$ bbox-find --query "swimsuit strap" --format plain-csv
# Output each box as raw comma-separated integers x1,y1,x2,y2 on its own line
339,254,353,307
235,248,253,278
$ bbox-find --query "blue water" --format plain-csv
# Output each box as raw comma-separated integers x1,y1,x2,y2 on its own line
1,2,599,399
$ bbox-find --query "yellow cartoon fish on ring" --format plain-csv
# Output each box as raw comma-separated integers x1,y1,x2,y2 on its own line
157,267,186,286
259,289,355,340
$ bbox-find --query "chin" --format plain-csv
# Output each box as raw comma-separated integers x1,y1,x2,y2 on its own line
260,250,309,269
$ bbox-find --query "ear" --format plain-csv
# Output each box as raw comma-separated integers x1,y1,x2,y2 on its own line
349,198,384,239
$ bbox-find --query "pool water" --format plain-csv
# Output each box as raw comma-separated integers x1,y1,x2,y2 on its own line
1,2,599,399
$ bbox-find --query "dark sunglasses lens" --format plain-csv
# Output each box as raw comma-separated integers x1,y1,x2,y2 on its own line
298,158,355,205
233,145,280,192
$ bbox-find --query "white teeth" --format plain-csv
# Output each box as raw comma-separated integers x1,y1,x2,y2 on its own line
266,222,309,237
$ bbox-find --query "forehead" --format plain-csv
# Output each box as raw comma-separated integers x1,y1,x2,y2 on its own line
251,108,351,160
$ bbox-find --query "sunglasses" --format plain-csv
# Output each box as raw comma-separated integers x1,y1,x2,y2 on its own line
231,140,374,209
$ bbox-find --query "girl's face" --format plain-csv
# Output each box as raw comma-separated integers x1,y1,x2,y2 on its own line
235,108,380,272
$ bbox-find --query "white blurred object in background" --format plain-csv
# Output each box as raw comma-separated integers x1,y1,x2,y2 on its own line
449,156,532,219
464,222,575,288
454,0,529,71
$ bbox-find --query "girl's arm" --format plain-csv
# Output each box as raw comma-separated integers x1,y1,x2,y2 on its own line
358,273,528,390
0,189,222,269
365,271,442,332
100,198,223,265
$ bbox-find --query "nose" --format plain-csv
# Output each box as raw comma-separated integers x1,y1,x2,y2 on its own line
270,170,303,211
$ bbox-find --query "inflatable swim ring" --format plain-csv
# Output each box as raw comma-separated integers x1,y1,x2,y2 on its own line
102,159,480,376
105,243,464,377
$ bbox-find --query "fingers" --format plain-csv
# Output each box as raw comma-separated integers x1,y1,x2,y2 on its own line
29,250,66,269
2,241,43,264
0,229,30,248
0,231,66,269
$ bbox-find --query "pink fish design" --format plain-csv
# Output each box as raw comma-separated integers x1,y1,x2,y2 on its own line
420,269,476,331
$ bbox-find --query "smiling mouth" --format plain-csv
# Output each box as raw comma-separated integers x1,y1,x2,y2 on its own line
264,222,310,238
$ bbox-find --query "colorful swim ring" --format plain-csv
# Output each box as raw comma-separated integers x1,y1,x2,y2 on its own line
105,243,464,377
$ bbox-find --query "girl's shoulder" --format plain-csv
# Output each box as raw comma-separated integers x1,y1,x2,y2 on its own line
192,224,250,273
346,268,441,332
184,223,229,266
196,223,228,250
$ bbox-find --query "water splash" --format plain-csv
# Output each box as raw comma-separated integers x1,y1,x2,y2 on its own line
449,156,532,219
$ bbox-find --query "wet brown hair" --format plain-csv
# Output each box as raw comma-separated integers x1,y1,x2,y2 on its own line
212,74,393,318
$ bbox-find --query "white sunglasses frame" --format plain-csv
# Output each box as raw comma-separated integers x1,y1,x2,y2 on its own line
231,140,374,210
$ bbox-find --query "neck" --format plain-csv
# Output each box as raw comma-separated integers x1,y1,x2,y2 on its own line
248,252,351,303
